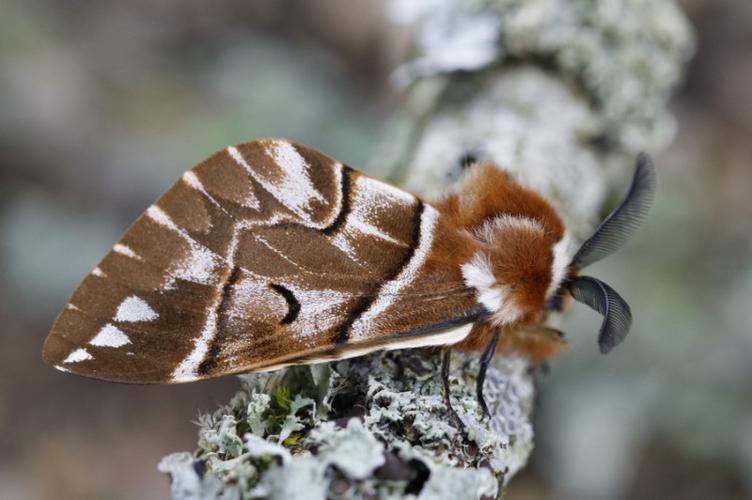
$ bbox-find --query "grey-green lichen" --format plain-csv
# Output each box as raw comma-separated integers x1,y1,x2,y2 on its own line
160,350,534,499
394,68,613,238
390,0,694,151
377,0,693,241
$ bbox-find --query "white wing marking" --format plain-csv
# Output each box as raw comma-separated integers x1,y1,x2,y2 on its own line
170,225,242,382
146,205,223,287
227,143,327,226
328,174,414,264
350,205,439,340
63,348,93,363
358,176,415,205
347,176,411,245
255,324,473,373
113,244,141,260
229,277,286,323
284,285,351,339
115,296,158,322
90,324,131,348
331,231,363,264
183,171,260,210
253,234,309,273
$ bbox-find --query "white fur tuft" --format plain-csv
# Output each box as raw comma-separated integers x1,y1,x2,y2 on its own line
461,253,499,310
475,214,544,243
461,252,524,325
493,214,545,233
546,232,573,298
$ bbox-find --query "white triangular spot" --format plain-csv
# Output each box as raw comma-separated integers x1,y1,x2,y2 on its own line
90,323,131,348
64,348,93,364
115,296,158,322
92,267,106,277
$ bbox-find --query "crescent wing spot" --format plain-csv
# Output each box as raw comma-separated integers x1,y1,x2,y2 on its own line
269,283,301,325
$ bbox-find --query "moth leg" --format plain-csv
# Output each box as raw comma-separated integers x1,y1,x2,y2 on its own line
441,348,464,429
476,330,501,419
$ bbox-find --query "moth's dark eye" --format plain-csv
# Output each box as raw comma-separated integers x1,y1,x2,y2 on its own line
458,152,478,169
457,147,491,170
545,290,565,312
448,149,486,182
586,133,617,153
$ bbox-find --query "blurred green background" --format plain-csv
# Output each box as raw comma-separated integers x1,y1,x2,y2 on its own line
1,1,750,499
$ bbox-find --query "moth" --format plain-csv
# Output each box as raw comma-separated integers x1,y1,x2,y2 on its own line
43,139,654,417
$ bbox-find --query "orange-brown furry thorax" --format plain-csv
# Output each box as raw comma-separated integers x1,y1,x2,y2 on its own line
434,163,564,244
434,162,569,359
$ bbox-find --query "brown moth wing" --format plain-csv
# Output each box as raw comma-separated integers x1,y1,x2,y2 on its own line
42,139,484,383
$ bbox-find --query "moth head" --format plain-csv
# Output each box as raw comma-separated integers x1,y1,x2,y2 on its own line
547,153,656,353
461,154,655,353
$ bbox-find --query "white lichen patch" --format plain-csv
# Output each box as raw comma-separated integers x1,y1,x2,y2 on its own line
307,419,385,479
390,0,694,151
400,68,610,237
158,452,238,500
378,0,693,239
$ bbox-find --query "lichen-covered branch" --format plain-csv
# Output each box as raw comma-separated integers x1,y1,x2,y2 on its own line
379,0,693,236
160,351,533,499
160,1,692,498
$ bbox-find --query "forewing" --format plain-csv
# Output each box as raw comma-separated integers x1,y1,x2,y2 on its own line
43,139,482,383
